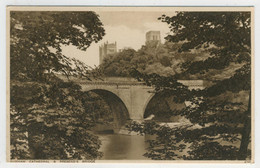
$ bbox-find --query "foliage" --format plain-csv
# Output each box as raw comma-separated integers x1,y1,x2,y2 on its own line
129,12,251,160
101,48,136,77
81,91,114,124
10,11,105,159
100,41,208,78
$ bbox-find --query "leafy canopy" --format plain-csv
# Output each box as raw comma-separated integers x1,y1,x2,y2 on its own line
11,11,105,81
10,11,106,159
129,12,251,160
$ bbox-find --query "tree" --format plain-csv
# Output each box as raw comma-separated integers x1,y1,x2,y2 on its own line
100,40,208,78
10,11,105,80
129,12,251,160
10,11,105,159
100,48,136,77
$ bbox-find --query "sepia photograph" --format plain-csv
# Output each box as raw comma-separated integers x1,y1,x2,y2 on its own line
6,7,253,162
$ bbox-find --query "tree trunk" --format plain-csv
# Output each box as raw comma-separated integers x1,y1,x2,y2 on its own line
238,90,251,160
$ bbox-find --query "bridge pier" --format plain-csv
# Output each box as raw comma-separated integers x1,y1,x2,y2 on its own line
128,86,154,121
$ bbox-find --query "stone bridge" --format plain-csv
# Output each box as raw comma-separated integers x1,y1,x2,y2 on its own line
72,77,204,133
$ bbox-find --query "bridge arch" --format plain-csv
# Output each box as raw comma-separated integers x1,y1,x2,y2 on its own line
84,89,130,133
143,91,186,122
142,93,155,119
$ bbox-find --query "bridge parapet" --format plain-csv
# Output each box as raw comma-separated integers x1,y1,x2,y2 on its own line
76,80,144,86
58,75,204,89
77,78,204,90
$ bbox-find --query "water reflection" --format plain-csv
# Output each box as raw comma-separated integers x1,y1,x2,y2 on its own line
98,134,150,160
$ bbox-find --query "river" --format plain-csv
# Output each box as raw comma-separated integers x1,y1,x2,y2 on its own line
95,120,190,160
95,122,243,160
97,133,151,160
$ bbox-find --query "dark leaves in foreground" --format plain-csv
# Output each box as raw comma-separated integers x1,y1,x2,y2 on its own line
10,11,105,159
128,12,251,160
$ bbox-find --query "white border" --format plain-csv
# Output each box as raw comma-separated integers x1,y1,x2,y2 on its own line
1,1,259,168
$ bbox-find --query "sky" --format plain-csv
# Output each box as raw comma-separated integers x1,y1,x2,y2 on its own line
62,10,176,67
